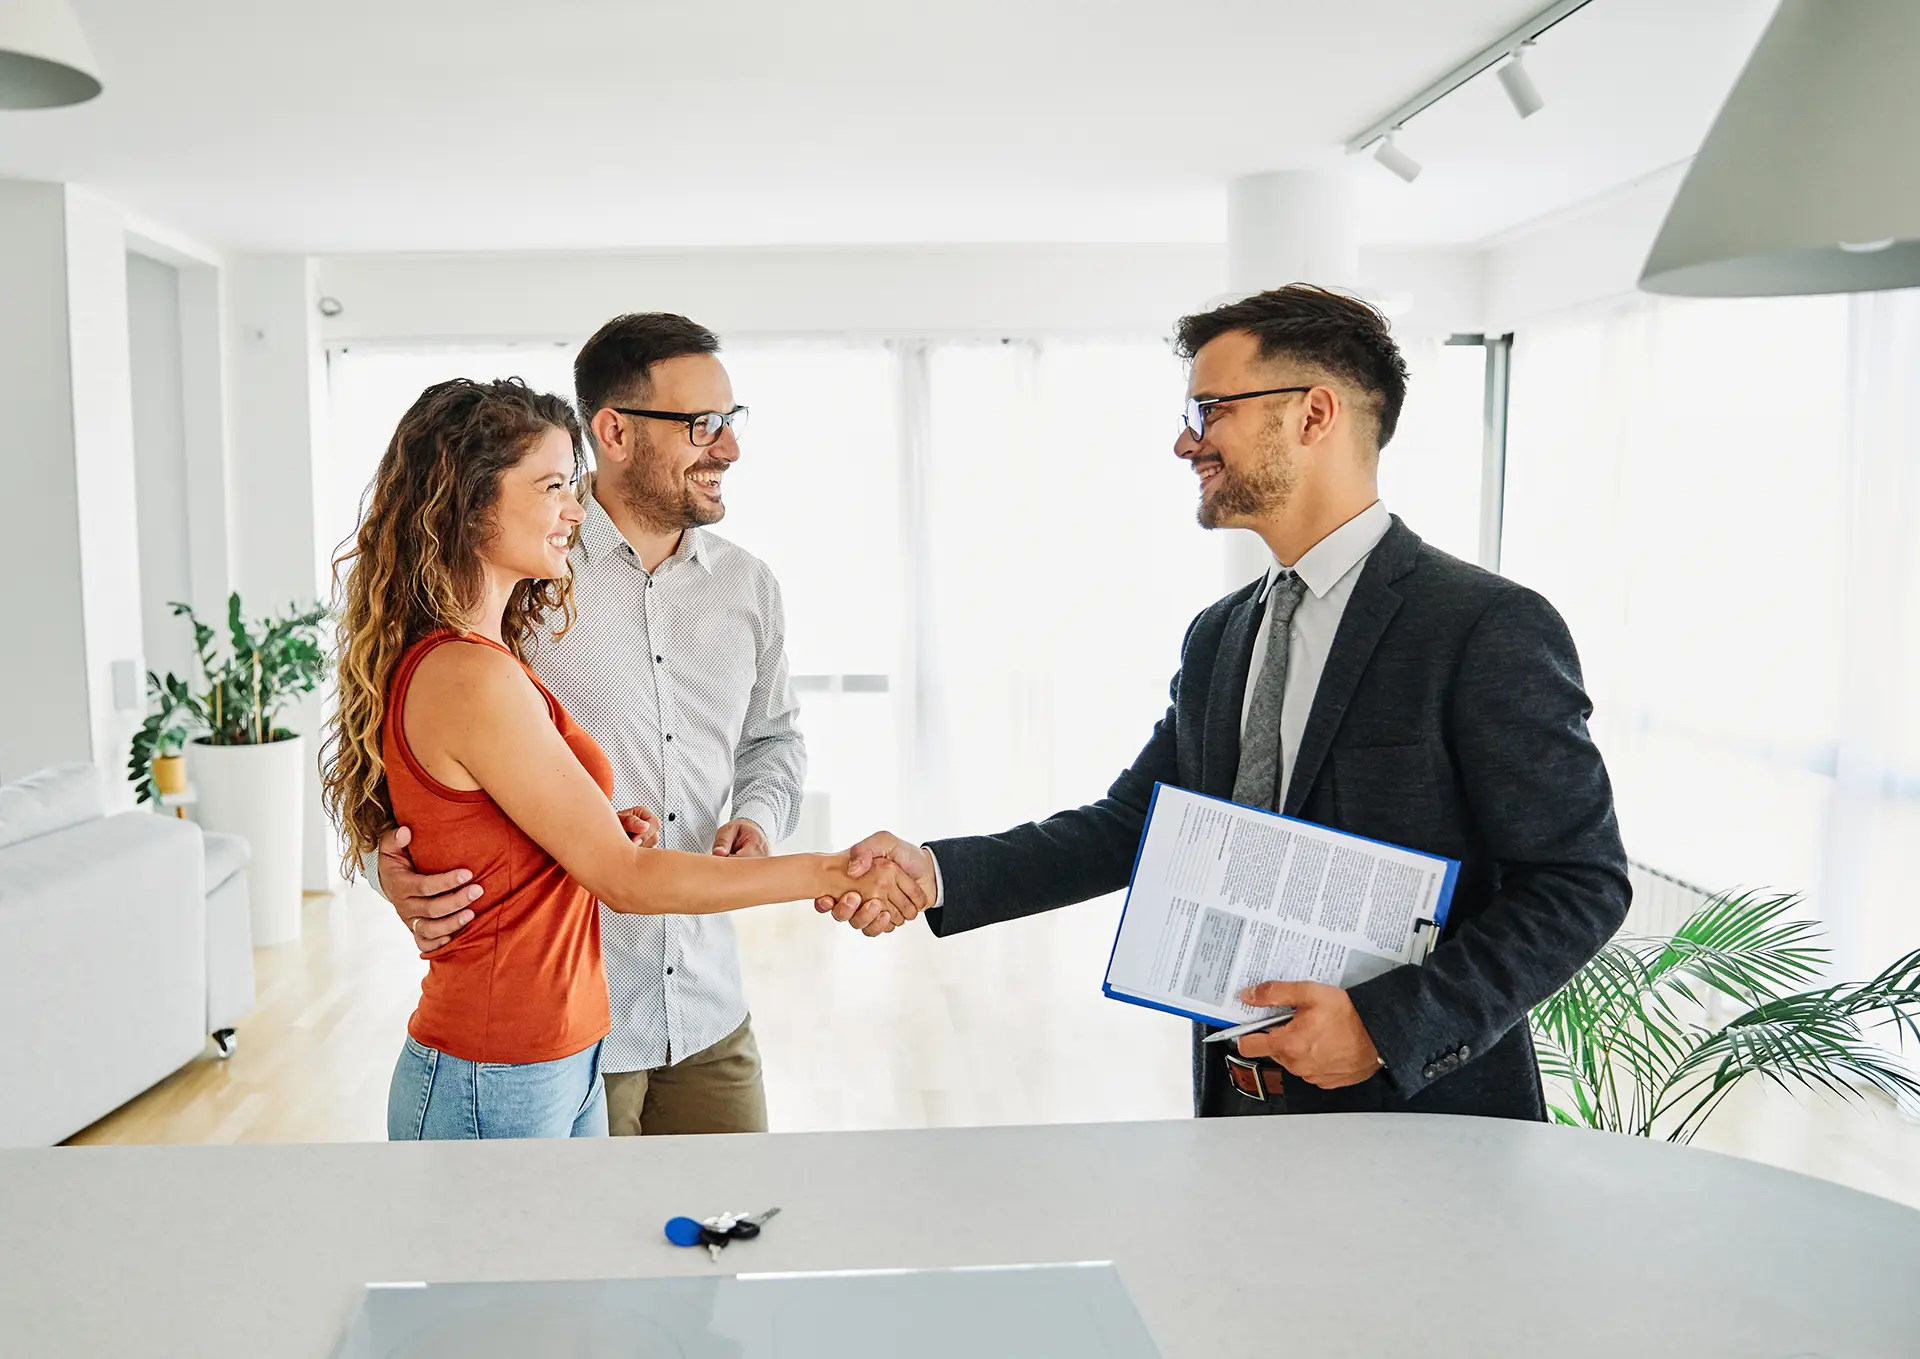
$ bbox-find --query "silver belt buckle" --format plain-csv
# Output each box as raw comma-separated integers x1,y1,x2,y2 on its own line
1223,1051,1270,1102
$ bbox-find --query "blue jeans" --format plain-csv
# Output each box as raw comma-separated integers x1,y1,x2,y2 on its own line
387,1035,608,1140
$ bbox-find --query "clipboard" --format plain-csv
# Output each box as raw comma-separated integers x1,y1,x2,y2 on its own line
1101,783,1460,1031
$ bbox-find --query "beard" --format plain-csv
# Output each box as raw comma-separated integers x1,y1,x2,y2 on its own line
1197,410,1297,529
609,430,727,533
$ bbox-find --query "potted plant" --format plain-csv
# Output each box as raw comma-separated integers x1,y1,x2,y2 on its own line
1530,890,1920,1142
127,672,195,804
127,594,331,945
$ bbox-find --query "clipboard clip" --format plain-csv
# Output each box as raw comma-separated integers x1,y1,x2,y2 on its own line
1412,917,1438,934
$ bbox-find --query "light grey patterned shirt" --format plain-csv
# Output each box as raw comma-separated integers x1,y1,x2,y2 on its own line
528,492,806,1073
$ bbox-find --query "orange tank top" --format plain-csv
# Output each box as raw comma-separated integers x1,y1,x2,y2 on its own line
382,630,613,1064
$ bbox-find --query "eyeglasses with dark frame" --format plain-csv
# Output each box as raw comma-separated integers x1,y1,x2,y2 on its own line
610,405,750,448
1180,387,1310,441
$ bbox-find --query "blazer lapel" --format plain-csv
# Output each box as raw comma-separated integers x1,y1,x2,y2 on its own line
1202,583,1265,799
1282,519,1419,816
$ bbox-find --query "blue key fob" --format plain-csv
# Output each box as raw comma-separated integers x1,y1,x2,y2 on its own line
664,1216,707,1248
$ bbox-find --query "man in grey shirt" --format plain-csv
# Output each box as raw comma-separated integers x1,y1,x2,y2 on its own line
377,313,873,1135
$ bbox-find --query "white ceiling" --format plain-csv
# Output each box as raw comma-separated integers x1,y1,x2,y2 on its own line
0,0,1775,253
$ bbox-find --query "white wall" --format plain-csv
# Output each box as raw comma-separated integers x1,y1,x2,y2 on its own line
0,181,93,783
223,254,339,891
316,244,1225,344
125,222,240,628
1482,164,1688,332
1369,246,1488,336
313,243,1490,348
64,189,149,810
0,182,146,799
128,251,196,685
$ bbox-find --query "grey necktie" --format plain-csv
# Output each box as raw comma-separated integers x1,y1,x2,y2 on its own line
1232,572,1310,811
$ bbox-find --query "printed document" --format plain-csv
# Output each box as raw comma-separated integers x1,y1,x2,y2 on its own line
1103,783,1460,1029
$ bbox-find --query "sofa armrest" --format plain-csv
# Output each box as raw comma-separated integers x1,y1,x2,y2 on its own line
0,812,207,1146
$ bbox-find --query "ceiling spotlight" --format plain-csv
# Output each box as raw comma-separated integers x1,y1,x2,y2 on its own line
1373,134,1422,184
1497,44,1544,119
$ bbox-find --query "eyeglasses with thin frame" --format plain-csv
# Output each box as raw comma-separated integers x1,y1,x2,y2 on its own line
610,405,750,447
1180,387,1310,441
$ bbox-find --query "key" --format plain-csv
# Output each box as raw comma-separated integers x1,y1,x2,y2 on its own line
699,1225,730,1262
727,1207,781,1241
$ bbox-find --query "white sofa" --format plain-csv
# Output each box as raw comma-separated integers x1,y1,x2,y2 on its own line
0,763,256,1147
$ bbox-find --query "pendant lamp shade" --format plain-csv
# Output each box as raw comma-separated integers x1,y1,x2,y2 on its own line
0,0,102,109
1640,0,1920,298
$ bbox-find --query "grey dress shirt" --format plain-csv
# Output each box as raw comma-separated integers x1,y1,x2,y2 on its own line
529,493,806,1073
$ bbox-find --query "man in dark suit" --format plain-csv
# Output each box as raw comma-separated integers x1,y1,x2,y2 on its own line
824,284,1630,1120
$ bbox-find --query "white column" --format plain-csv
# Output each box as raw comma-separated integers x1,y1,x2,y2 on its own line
1227,170,1361,299
128,253,198,684
224,254,341,892
0,180,146,801
178,260,238,620
1219,170,1361,586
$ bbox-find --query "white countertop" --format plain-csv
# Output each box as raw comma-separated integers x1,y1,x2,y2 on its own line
4,1115,1917,1357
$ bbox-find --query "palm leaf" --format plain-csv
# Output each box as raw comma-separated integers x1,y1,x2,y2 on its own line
1641,891,1826,1008
1651,982,1920,1143
1836,947,1920,1044
1532,888,1920,1142
1532,941,1686,1131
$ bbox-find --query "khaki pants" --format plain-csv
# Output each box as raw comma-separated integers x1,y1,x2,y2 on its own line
602,1017,768,1136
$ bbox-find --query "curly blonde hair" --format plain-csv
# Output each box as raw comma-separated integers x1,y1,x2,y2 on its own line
321,377,586,878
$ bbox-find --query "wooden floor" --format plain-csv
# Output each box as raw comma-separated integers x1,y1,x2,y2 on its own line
67,886,1920,1211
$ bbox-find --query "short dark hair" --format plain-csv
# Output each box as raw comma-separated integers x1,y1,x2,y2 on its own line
573,312,721,426
1174,284,1409,450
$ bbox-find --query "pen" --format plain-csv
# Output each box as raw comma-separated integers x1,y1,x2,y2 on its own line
1201,1008,1296,1044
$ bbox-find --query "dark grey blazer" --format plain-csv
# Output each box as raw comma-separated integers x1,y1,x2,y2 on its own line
925,517,1630,1121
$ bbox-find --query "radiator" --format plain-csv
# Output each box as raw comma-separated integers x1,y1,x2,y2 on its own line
1622,859,1716,940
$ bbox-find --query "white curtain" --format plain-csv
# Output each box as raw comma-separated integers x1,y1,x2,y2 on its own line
1380,336,1488,567
906,338,1227,841
1501,290,1920,984
321,343,578,581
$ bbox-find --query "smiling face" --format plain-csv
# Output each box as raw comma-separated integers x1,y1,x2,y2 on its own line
604,353,740,533
480,425,587,583
1176,330,1307,531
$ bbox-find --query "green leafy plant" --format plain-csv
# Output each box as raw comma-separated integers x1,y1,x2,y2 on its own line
126,672,196,804
1530,891,1920,1143
125,594,331,804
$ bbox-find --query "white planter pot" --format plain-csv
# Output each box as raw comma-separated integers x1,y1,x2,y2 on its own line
193,734,307,947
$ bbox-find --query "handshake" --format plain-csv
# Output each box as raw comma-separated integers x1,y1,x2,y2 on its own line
816,832,937,937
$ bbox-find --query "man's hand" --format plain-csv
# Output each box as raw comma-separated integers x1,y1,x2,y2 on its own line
813,831,937,937
819,853,928,936
618,806,661,849
1235,981,1383,1089
711,818,769,858
378,825,482,955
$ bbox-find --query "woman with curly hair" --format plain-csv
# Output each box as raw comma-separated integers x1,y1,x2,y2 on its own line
322,378,923,1140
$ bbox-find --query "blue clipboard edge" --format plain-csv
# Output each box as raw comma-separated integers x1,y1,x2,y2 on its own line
1102,982,1244,1030
1101,781,1463,1029
1099,782,1170,1015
